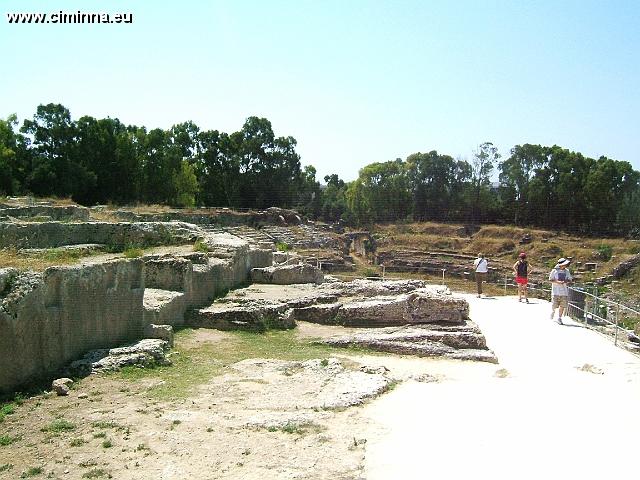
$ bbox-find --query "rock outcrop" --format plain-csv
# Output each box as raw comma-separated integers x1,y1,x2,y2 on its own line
189,299,295,332
0,232,272,394
0,204,90,221
64,339,171,377
0,221,201,249
251,264,324,285
320,323,497,363
0,259,145,393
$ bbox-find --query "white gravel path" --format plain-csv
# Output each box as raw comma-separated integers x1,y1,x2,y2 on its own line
363,294,640,480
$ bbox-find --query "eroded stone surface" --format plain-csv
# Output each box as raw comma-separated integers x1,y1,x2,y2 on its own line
320,324,498,363
64,339,171,377
195,280,493,361
251,263,324,285
190,300,295,332
336,290,468,327
143,323,174,347
230,358,393,410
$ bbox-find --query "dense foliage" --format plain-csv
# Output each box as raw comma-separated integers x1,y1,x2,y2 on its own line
1,104,639,235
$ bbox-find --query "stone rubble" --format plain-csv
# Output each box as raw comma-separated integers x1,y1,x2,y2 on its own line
63,339,171,378
51,377,74,396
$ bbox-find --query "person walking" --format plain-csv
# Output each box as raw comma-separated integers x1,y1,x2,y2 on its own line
513,252,530,303
474,253,488,298
549,257,572,324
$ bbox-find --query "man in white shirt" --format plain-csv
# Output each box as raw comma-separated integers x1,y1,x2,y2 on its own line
473,253,488,298
549,257,572,324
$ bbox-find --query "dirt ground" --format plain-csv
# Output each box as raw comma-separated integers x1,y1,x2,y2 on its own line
0,320,492,480
6,288,637,480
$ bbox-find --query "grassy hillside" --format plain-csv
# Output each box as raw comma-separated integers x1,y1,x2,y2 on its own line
370,221,640,304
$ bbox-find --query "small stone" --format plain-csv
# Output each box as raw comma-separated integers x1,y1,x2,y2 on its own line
360,365,390,375
52,377,73,396
78,392,89,399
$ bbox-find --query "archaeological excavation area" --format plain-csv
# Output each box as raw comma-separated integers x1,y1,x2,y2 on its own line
0,199,496,479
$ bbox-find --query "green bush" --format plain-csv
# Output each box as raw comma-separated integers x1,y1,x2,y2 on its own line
41,418,75,433
193,240,210,253
123,246,143,258
0,435,16,446
596,244,613,261
275,242,290,252
20,466,43,478
362,267,380,278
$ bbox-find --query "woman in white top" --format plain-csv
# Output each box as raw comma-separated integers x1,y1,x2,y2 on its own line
473,253,488,297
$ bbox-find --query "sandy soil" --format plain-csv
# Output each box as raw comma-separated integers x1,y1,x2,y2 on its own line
0,321,462,480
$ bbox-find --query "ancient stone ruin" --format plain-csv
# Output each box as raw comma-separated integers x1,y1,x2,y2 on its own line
0,201,496,394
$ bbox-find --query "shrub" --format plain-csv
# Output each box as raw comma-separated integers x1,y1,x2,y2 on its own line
123,246,143,258
361,267,380,278
20,466,43,477
275,242,290,252
596,244,613,261
193,240,210,253
82,469,111,479
0,435,16,446
41,418,75,433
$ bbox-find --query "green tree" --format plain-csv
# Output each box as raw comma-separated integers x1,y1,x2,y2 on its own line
584,157,640,234
406,151,470,221
172,160,199,207
237,117,302,208
498,144,547,225
21,103,80,196
0,114,30,195
470,142,500,222
346,159,411,224
297,165,321,217
320,174,348,222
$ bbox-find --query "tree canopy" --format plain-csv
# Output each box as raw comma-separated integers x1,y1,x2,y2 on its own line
2,104,639,236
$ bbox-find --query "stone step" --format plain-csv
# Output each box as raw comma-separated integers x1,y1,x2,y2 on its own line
143,288,187,327
188,301,295,332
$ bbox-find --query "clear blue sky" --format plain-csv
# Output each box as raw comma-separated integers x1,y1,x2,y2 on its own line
2,0,639,181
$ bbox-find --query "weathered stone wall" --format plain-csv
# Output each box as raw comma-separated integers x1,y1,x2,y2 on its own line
0,221,200,249
0,205,90,221
109,206,303,227
140,245,273,327
0,242,273,393
0,260,145,394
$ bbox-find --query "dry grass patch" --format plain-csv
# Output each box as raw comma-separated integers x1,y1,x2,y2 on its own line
0,248,93,271
113,328,358,400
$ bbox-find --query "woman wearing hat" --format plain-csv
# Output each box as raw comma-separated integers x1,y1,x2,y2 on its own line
513,252,530,303
549,257,572,324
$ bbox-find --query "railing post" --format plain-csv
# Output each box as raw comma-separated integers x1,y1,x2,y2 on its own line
614,303,620,346
504,275,507,294
382,265,386,280
441,268,446,285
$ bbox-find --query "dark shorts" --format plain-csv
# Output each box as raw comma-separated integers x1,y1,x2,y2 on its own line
516,276,528,285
